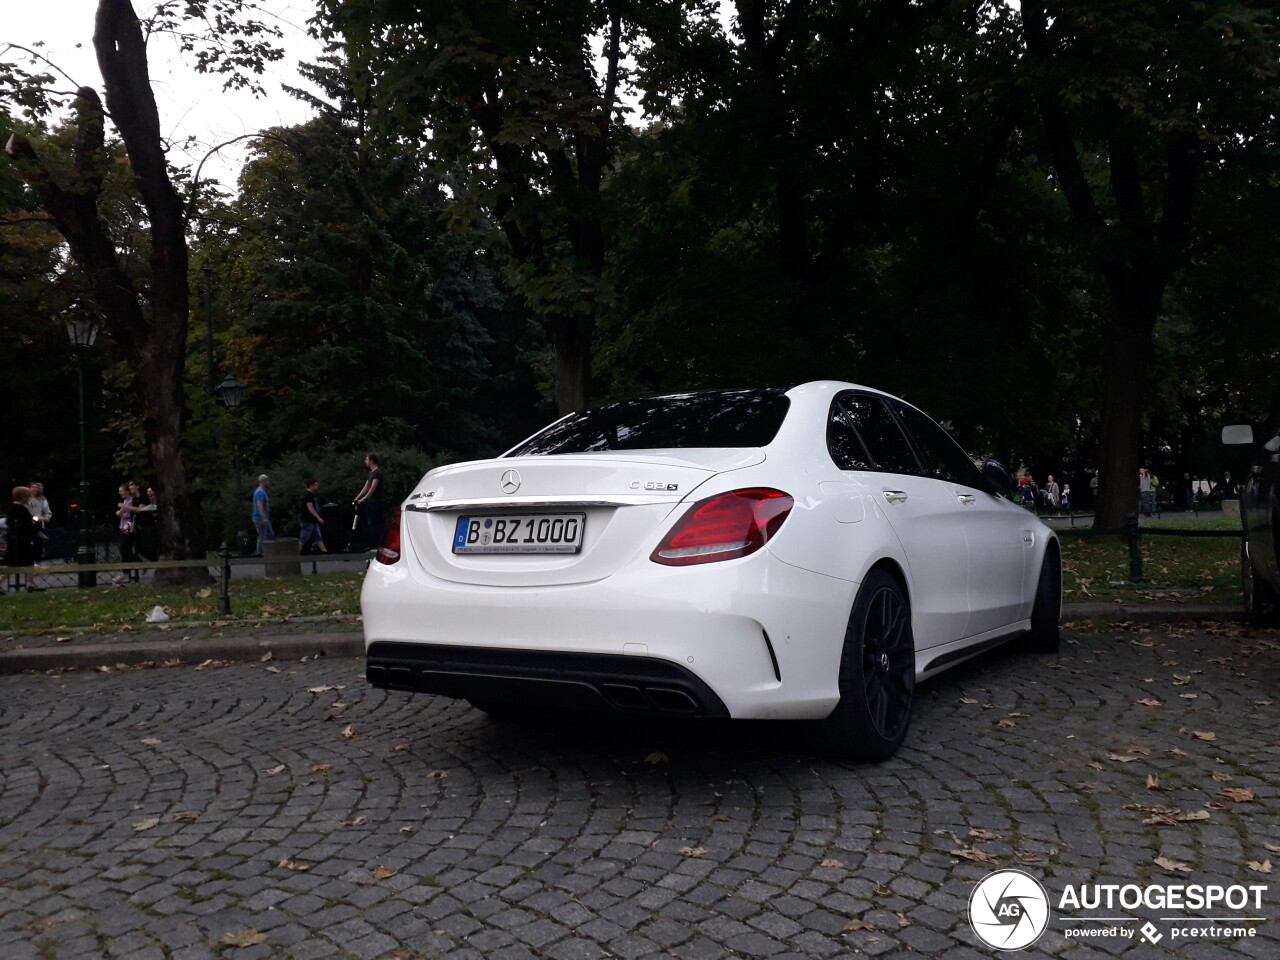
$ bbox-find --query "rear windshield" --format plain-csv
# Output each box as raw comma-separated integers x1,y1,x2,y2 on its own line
506,389,791,455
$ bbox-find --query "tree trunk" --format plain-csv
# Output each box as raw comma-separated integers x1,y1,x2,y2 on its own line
1093,272,1164,532
550,315,592,414
6,0,205,584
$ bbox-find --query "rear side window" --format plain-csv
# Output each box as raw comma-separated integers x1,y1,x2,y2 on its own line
889,400,984,488
828,393,920,474
507,389,791,455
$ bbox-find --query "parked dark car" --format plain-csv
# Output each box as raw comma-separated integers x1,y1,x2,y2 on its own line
1223,418,1280,625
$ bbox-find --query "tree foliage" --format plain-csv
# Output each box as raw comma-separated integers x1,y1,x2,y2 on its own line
4,0,1279,547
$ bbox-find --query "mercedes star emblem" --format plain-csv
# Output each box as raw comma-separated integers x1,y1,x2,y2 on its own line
500,469,521,495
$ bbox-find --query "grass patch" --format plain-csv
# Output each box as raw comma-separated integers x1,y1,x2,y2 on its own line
1060,514,1241,601
0,571,364,633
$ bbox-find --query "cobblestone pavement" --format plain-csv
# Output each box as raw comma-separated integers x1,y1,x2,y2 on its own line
1,622,1278,960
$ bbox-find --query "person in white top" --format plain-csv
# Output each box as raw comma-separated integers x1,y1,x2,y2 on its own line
25,480,51,561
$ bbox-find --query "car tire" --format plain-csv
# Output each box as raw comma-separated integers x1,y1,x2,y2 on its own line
1242,539,1280,627
1022,545,1061,654
810,569,915,762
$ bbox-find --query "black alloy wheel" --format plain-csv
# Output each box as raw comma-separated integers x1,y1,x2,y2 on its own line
1022,544,1062,653
1242,538,1280,627
859,582,915,741
811,568,915,761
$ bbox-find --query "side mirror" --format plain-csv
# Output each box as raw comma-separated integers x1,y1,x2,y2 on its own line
981,459,1015,497
1222,423,1255,446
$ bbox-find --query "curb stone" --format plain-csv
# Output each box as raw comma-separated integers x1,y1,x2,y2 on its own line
0,602,1245,674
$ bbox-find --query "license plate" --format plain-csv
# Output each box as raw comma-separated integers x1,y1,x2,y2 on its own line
452,513,586,554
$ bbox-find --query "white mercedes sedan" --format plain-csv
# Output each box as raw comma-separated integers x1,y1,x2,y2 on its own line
362,381,1060,760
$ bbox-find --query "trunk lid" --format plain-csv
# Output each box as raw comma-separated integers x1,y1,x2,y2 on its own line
402,450,763,586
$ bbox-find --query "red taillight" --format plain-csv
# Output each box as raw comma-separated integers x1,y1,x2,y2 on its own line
650,488,793,566
375,510,402,565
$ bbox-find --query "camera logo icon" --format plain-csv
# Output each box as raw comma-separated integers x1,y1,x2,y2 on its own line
969,869,1051,950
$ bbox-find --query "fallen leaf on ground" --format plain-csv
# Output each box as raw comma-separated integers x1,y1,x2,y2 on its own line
1137,698,1162,707
172,812,199,822
132,818,160,832
219,929,267,947
644,751,669,765
970,829,1002,842
1221,787,1257,803
678,846,707,857
951,847,999,864
820,859,844,868
140,738,161,746
1192,731,1217,741
372,867,397,880
278,860,311,872
844,919,875,932
341,725,355,739
260,652,273,662
1154,856,1192,873
1248,860,1272,874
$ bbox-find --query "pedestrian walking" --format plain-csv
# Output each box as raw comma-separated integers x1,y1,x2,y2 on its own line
116,482,139,566
1020,476,1038,511
1138,467,1155,517
1044,475,1061,513
5,487,40,592
298,479,328,554
25,480,51,562
135,485,158,560
354,453,388,551
252,474,274,556
1061,484,1071,513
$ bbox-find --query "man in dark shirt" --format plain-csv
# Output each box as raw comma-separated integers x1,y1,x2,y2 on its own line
354,454,388,551
299,479,328,554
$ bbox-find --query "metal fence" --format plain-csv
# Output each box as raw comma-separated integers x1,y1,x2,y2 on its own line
1055,512,1242,582
1,548,371,614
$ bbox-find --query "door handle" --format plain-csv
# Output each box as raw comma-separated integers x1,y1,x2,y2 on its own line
882,490,908,503
957,494,976,505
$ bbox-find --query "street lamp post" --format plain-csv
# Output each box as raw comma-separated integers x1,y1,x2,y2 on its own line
64,300,100,588
204,263,215,397
217,374,246,559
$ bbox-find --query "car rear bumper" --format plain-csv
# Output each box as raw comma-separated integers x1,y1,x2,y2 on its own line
366,641,731,717
360,551,855,719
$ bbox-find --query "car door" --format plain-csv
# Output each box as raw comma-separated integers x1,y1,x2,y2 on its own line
828,392,971,650
887,399,1031,637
